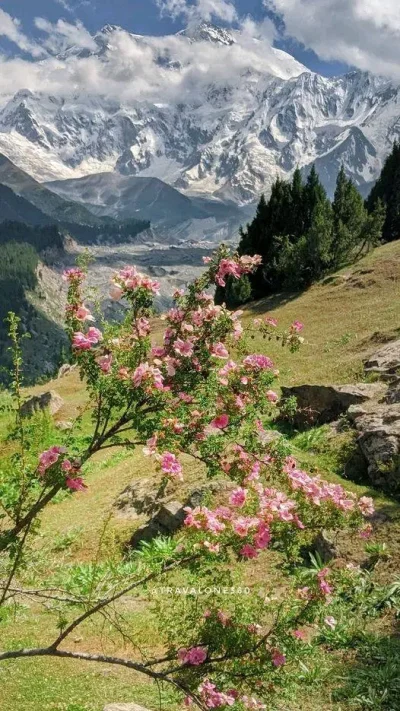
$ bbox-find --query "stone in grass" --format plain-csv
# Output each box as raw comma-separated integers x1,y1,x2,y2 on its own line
104,704,151,711
20,390,64,418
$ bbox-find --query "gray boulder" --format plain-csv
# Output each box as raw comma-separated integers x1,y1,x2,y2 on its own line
364,339,400,381
281,383,382,426
350,404,400,489
57,363,77,379
20,390,64,418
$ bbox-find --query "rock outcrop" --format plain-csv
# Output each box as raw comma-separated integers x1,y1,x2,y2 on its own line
20,390,64,418
364,339,400,380
281,383,382,427
348,403,400,489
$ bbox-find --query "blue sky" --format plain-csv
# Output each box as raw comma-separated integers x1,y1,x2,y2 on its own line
0,0,349,76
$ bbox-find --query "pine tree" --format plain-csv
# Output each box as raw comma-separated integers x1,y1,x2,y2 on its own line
367,141,400,241
303,165,328,231
288,167,305,239
332,165,367,266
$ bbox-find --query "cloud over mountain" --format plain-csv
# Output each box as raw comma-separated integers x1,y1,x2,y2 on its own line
266,0,400,79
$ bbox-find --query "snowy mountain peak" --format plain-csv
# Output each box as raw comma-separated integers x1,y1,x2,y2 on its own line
179,21,236,46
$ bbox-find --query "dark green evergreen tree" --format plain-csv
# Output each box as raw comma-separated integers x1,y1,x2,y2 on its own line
367,140,400,242
332,165,367,266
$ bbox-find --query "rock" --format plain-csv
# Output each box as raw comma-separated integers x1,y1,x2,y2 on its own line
281,383,382,427
104,704,151,711
314,530,338,562
127,481,234,549
364,339,400,381
57,363,77,379
386,377,400,404
56,420,74,431
20,390,65,418
351,404,400,489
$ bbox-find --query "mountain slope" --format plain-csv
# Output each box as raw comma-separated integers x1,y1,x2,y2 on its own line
0,183,51,226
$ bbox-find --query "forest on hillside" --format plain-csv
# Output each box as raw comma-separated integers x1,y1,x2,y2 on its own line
217,143,400,307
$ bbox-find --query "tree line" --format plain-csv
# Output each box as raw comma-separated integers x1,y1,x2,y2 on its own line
216,143,400,307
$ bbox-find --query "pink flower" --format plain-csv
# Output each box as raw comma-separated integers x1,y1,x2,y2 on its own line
174,339,194,357
360,523,373,539
271,649,286,667
98,354,113,373
204,541,220,554
203,256,212,264
291,321,304,332
229,487,247,508
254,524,271,550
292,629,307,641
38,446,66,474
217,610,231,627
110,284,123,301
135,317,151,338
358,496,375,517
232,516,258,538
160,451,183,480
210,414,229,429
243,354,274,370
75,305,94,322
66,477,87,492
240,544,258,559
211,343,229,359
266,390,278,403
324,616,337,630
179,647,207,666
265,317,278,327
72,332,92,351
63,268,85,282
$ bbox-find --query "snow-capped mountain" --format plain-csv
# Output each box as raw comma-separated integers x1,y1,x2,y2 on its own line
0,22,398,203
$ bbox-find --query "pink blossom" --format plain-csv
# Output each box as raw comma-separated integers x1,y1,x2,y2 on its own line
324,616,337,630
232,516,258,538
98,354,113,374
211,342,229,359
242,697,266,710
66,477,87,492
152,346,166,358
217,610,231,627
179,646,207,665
132,363,164,390
265,317,278,327
75,305,95,322
271,649,286,667
266,390,278,403
160,452,183,480
360,523,373,539
204,541,220,554
240,544,258,559
135,317,151,338
291,321,304,332
110,285,123,301
229,487,247,508
72,332,93,351
210,414,229,430
203,256,212,264
292,629,307,641
38,446,66,474
174,339,194,357
63,268,85,282
243,354,274,370
358,496,375,517
254,524,271,550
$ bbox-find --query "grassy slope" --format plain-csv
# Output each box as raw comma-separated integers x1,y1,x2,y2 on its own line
1,241,400,711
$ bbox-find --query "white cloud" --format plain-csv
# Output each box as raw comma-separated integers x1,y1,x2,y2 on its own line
157,0,238,24
0,9,44,57
34,17,97,54
0,18,302,103
265,0,400,79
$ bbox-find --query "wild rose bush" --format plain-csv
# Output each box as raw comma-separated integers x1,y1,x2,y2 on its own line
0,246,376,710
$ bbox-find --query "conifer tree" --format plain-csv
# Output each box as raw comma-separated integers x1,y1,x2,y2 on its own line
332,165,366,266
367,140,400,241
